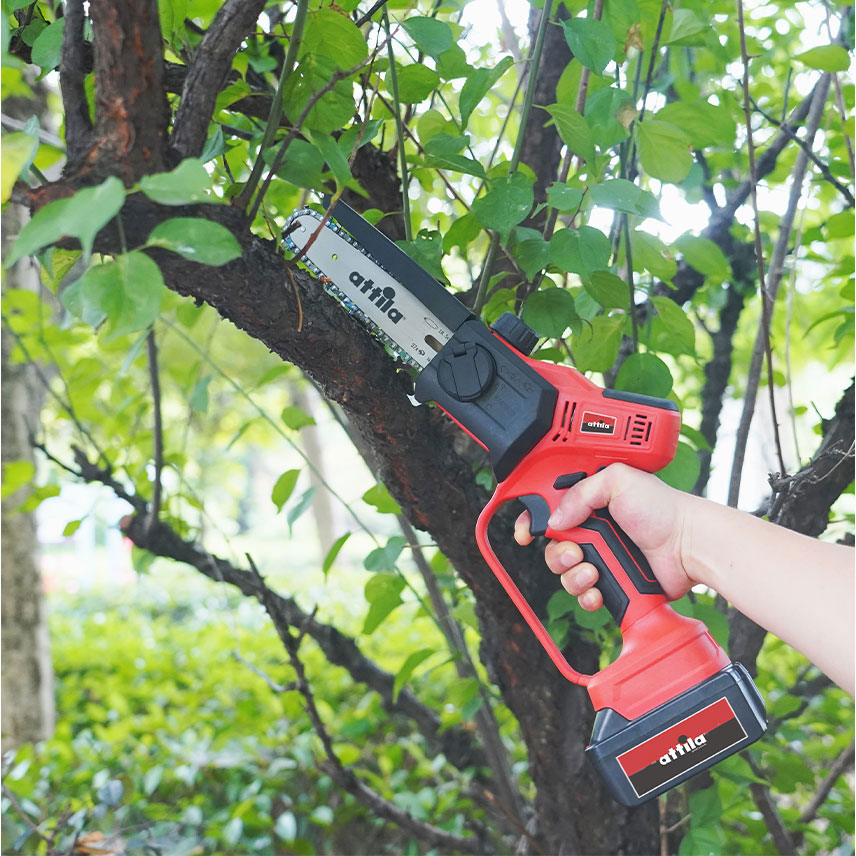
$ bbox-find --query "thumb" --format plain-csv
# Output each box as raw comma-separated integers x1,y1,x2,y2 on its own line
548,465,627,530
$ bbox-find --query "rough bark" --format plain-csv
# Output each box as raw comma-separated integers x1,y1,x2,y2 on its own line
1,200,55,751
11,3,850,853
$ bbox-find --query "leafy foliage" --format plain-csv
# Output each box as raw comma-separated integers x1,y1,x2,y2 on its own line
1,0,854,852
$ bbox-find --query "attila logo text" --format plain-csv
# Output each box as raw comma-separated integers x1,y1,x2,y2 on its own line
658,734,707,766
349,271,404,324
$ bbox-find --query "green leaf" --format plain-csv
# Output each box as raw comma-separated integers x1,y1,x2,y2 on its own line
423,134,485,178
301,9,367,69
286,486,316,532
572,596,610,629
665,9,707,46
585,86,634,149
1,460,35,499
550,225,611,279
322,532,351,577
268,138,326,188
547,589,576,621
693,602,730,651
1,131,39,202
637,120,693,184
513,235,552,280
189,376,212,412
679,826,723,856
648,296,696,356
274,811,297,841
572,314,624,373
272,469,300,513
459,56,514,131
362,483,402,515
655,101,735,149
61,251,165,340
589,179,660,219
363,575,405,634
30,17,64,69
8,176,126,265
281,405,316,430
443,212,481,254
401,17,453,57
521,287,578,338
615,352,673,398
585,271,629,309
146,218,242,266
562,17,616,74
62,519,83,537
543,104,596,164
364,536,407,572
657,441,700,491
395,64,440,103
546,182,584,213
795,45,849,72
282,55,355,133
674,234,731,282
397,230,446,282
436,44,471,80
138,158,212,206
689,785,722,829
631,230,677,281
472,172,534,241
307,130,352,189
393,648,436,700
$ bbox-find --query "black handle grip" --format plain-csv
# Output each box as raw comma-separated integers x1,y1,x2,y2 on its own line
567,508,666,626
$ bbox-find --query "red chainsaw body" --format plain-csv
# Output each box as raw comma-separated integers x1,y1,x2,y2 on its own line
471,346,730,721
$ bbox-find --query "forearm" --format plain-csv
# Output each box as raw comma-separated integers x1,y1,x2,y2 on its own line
683,496,855,694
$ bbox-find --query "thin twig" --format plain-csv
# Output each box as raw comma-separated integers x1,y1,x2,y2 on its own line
743,752,797,855
238,0,310,211
355,0,389,27
383,9,412,242
146,328,164,530
249,41,390,222
798,739,855,825
749,97,854,207
727,73,830,507
1,782,51,843
232,649,297,693
259,573,487,854
539,0,605,243
473,0,555,315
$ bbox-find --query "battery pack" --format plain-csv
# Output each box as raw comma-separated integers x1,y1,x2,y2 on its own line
586,662,766,806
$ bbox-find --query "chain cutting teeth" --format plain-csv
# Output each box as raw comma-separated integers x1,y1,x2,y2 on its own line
282,208,421,371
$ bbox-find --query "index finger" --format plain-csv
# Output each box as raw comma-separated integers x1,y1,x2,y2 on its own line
514,511,534,545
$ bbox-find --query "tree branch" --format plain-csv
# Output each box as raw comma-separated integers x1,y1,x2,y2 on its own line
727,380,855,673
59,0,93,168
750,97,855,208
659,79,824,305
86,0,171,182
727,74,830,507
170,0,267,159
798,739,855,826
259,564,487,854
37,439,496,778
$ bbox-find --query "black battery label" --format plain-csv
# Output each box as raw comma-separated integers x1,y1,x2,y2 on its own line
616,698,747,798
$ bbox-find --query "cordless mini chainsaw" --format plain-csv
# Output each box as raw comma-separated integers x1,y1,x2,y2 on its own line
283,200,766,806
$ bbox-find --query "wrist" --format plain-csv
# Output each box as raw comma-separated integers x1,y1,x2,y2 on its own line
679,493,718,590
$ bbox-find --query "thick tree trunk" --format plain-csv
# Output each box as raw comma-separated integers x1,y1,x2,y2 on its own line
1,217,55,751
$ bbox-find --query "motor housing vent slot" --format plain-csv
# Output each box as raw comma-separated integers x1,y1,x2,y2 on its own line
551,401,577,443
627,414,651,446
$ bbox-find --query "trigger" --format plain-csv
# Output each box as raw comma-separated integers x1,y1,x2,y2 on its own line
519,494,551,537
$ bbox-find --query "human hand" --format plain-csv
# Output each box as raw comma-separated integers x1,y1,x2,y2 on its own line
514,463,697,611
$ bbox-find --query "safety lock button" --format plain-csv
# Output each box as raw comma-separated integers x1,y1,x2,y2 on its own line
437,342,496,402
